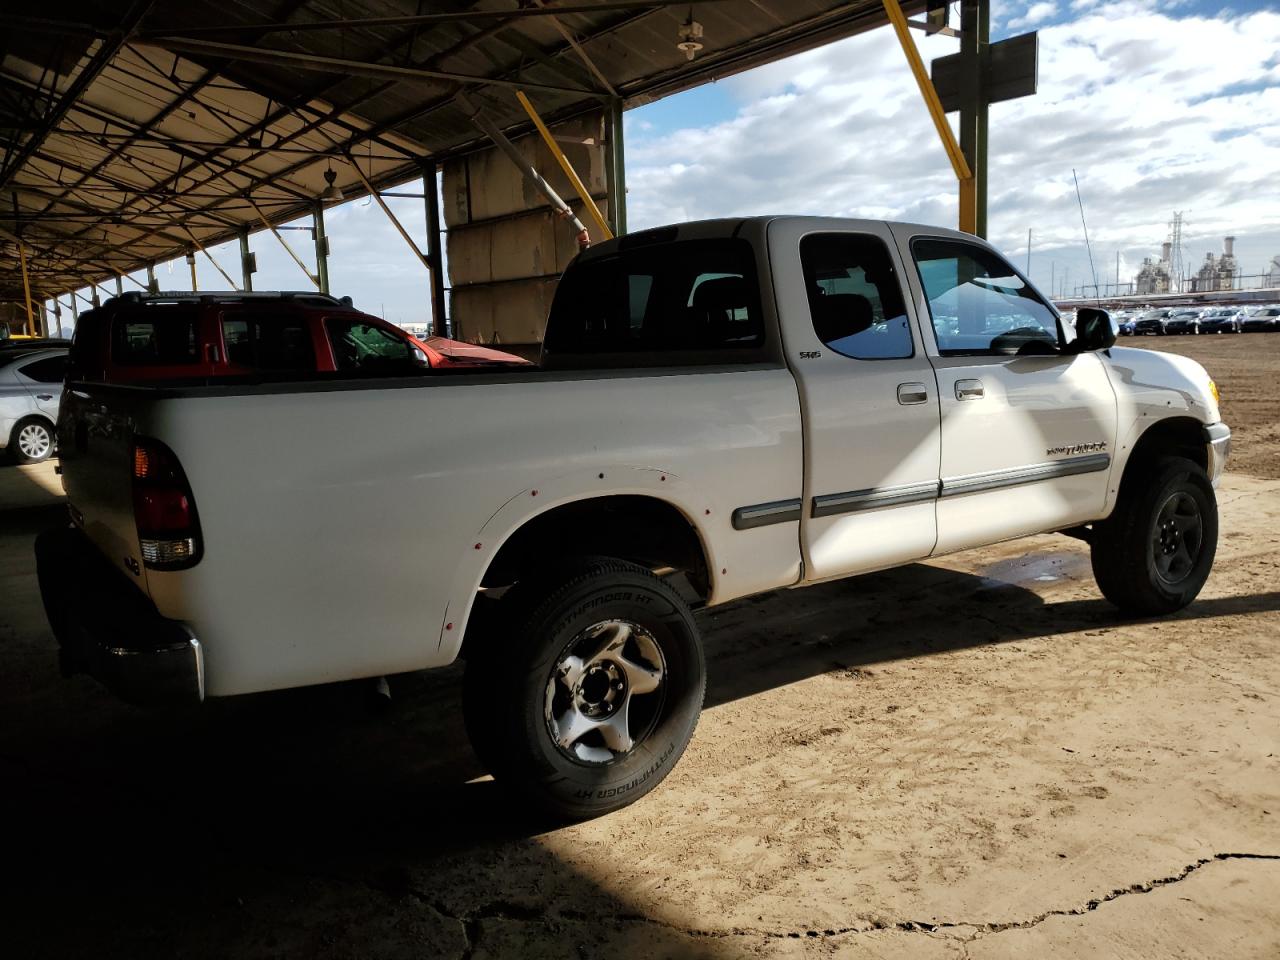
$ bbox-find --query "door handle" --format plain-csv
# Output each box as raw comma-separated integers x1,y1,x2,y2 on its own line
897,382,929,405
37,394,54,401
954,379,985,401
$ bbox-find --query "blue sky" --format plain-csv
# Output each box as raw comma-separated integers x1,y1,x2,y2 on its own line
46,0,1280,330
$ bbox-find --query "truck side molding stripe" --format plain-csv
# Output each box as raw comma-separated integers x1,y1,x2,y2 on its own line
811,480,939,518
731,498,803,530
805,453,1112,520
939,453,1111,498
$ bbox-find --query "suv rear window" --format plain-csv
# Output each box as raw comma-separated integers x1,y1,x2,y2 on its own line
543,238,764,359
111,307,199,366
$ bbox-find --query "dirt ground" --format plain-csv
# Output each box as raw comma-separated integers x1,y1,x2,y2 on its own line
0,334,1277,958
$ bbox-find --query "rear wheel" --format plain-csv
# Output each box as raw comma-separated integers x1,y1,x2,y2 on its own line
10,417,53,464
1091,456,1217,615
463,556,705,820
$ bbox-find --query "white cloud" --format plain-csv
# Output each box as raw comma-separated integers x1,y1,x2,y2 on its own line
624,5,1280,297
1008,2,1058,30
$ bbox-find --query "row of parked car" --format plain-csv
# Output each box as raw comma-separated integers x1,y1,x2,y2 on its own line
0,291,529,464
1113,304,1280,336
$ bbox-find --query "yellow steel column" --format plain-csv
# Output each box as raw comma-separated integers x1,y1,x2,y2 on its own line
515,90,613,241
881,0,976,233
18,239,35,335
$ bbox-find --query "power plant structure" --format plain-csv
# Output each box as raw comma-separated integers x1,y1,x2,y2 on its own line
1135,241,1173,295
1190,236,1239,293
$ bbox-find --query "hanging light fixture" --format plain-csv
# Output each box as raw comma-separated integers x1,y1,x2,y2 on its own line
320,164,344,202
676,12,704,61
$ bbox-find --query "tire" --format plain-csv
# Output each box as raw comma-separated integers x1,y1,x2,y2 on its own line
1090,456,1218,615
463,556,705,820
10,417,54,464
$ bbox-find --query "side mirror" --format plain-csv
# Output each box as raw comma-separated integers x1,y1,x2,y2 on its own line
412,346,430,367
1071,307,1116,353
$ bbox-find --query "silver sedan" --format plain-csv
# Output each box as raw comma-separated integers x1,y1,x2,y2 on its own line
0,347,68,463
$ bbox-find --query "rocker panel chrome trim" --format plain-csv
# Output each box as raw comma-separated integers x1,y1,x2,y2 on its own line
811,480,940,518
940,453,1111,497
732,498,803,530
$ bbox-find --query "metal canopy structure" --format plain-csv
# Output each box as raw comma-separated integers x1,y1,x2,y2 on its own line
0,0,925,303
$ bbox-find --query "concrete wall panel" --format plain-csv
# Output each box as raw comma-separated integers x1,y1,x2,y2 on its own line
442,110,611,349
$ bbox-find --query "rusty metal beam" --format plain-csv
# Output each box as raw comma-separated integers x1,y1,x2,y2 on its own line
0,0,155,192
135,1,729,39
135,36,593,96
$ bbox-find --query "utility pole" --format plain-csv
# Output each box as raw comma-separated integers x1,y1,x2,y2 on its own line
1026,228,1032,275
957,0,990,239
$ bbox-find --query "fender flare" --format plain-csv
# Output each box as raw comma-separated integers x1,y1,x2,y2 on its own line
434,465,720,661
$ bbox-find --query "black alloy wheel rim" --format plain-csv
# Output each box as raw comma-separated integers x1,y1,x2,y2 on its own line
1151,491,1204,585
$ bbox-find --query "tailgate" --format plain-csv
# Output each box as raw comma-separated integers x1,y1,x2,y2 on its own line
58,384,152,595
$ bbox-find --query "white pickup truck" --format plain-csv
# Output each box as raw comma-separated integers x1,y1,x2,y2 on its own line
38,217,1230,819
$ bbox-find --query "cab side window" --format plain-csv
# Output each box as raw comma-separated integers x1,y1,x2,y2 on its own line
912,238,1061,356
221,313,316,371
799,234,913,360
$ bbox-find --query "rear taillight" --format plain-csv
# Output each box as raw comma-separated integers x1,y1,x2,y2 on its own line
132,438,202,569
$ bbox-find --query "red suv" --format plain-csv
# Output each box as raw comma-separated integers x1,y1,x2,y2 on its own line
68,291,528,382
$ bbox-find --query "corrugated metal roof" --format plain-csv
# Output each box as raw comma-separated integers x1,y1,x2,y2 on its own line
0,0,921,300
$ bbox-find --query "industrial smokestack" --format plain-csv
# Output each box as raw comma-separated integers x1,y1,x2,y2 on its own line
1224,236,1235,256
1161,241,1172,261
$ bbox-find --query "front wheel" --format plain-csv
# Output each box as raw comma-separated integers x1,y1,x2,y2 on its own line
1091,456,1218,615
10,417,54,464
463,556,705,820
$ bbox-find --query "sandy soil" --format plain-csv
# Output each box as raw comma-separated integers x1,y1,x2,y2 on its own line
0,334,1277,958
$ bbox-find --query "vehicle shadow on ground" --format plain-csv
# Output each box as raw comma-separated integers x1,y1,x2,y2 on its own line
699,562,1280,708
4,548,1277,957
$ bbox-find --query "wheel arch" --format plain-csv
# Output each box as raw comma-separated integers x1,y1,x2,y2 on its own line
444,485,718,663
1116,416,1208,498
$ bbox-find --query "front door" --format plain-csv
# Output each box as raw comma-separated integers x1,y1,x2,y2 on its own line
893,229,1119,555
769,219,942,582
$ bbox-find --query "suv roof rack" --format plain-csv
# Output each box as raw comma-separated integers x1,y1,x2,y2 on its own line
107,291,356,309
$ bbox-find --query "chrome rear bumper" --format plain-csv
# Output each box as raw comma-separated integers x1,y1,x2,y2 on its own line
35,525,204,705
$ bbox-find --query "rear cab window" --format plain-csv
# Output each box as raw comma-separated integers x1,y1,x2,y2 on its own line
543,237,766,365
800,233,913,360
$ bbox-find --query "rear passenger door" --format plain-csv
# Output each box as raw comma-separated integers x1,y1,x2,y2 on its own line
16,354,68,419
769,220,942,583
